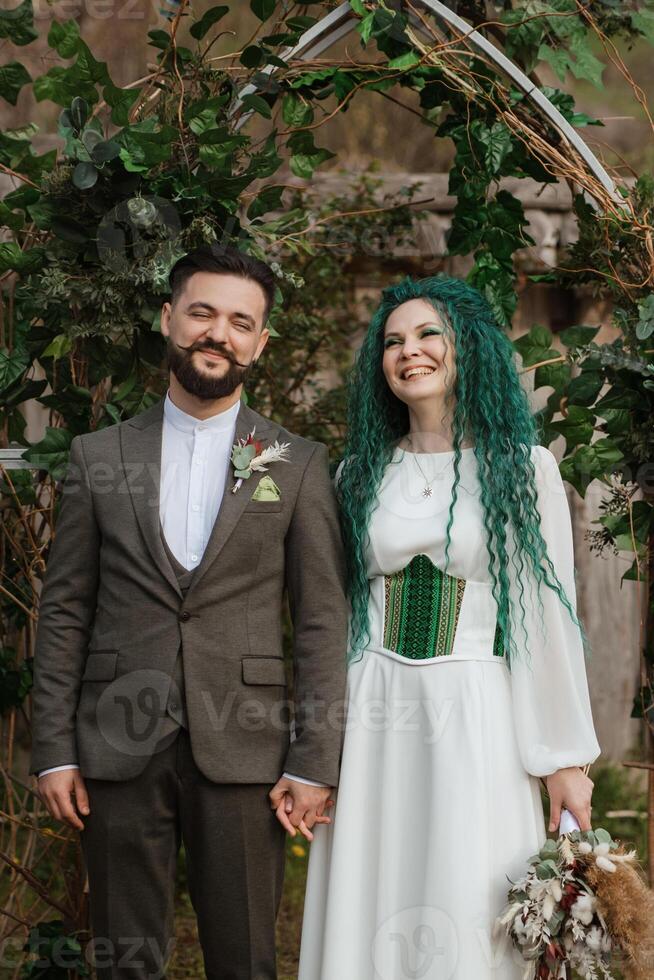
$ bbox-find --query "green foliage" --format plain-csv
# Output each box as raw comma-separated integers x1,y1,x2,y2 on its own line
0,2,653,969
22,920,90,978
0,646,32,714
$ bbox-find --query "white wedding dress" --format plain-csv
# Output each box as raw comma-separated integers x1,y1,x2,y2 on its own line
297,444,601,980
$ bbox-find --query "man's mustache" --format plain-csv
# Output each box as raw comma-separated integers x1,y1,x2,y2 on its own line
173,340,249,370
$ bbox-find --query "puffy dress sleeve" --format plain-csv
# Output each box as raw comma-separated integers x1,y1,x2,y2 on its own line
507,445,601,778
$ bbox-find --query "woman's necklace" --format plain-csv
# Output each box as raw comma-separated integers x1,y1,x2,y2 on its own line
406,434,437,498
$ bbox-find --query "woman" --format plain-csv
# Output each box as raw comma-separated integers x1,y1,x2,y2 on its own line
297,275,600,980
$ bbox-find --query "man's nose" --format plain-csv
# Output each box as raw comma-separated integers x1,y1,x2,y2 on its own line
202,318,231,345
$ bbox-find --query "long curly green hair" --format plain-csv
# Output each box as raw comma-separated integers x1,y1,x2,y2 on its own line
338,273,590,671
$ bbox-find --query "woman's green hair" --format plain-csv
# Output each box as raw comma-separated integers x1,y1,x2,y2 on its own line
337,273,590,671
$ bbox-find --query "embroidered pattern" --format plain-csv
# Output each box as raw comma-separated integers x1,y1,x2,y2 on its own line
492,619,505,658
383,554,466,659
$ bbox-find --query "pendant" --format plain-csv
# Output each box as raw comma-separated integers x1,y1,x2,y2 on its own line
422,486,433,498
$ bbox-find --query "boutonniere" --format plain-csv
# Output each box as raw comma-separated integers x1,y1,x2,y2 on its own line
230,427,291,494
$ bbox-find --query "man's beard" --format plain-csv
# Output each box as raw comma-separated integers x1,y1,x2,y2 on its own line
165,337,254,399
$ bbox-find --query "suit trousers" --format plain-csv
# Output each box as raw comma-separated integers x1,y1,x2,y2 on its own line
79,725,286,980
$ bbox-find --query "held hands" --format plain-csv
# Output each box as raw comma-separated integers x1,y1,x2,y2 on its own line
545,765,594,832
269,776,335,842
37,770,90,831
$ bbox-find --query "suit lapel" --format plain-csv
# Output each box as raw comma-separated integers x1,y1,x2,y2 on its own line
184,401,277,598
120,397,183,599
120,396,279,601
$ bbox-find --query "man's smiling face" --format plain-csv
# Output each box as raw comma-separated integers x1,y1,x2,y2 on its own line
161,271,270,400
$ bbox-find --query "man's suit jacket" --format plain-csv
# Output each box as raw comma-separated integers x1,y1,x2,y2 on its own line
29,397,349,785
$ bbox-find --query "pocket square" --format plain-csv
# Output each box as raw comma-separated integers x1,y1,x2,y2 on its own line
251,475,281,502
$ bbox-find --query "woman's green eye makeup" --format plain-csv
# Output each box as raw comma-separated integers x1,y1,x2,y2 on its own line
383,325,443,349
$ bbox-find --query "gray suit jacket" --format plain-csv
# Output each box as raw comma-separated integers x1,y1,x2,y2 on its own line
30,397,349,785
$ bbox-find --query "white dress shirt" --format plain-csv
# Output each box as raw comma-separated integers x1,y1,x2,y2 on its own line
39,390,326,788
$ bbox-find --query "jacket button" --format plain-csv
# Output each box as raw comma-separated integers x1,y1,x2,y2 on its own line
178,610,191,622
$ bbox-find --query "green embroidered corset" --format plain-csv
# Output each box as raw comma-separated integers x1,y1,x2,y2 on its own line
382,553,505,661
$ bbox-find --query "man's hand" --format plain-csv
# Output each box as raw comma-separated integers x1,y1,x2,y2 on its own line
269,776,334,841
545,765,594,832
37,769,90,831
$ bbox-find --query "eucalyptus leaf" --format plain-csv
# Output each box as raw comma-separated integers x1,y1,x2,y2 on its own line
72,161,98,189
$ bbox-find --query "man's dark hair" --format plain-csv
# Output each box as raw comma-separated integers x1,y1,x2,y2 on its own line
168,242,276,325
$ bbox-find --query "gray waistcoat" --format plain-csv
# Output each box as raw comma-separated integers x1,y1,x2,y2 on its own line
157,522,191,735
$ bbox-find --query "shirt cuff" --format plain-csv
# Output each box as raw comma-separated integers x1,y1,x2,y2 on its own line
38,764,80,779
282,771,330,788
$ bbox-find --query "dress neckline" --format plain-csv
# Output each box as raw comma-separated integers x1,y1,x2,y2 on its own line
394,446,475,458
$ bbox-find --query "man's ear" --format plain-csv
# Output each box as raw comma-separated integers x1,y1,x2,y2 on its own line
255,326,270,361
160,302,171,337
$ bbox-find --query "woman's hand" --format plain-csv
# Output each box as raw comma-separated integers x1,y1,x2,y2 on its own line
545,765,594,832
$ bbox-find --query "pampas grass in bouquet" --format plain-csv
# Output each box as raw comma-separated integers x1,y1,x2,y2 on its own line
494,821,654,979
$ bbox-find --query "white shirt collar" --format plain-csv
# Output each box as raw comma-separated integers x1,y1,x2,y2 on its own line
163,389,241,435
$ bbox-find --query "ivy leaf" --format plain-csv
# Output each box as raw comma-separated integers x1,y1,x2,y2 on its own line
357,11,375,44
568,31,604,88
631,8,654,43
595,387,640,413
282,92,314,127
241,45,264,69
103,81,139,127
189,5,229,41
0,201,25,231
565,370,603,407
538,44,569,82
48,18,81,58
148,29,171,51
247,184,284,221
244,132,281,181
41,334,73,361
23,426,74,479
241,93,272,119
550,406,595,454
558,325,600,348
0,344,29,392
472,120,512,176
251,0,275,21
0,62,32,105
0,0,38,46
635,294,654,340
285,16,317,32
514,324,557,368
0,242,45,274
290,68,337,90
387,51,420,70
287,130,335,179
534,360,570,391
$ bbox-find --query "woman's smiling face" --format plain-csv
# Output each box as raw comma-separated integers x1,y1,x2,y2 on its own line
382,298,455,406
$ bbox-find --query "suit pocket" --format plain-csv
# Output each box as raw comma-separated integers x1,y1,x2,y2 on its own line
82,651,118,682
241,657,287,685
243,501,283,513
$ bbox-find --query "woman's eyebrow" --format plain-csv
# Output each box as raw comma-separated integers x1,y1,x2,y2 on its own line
384,321,443,339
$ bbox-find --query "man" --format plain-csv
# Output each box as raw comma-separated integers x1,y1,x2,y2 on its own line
31,243,348,979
